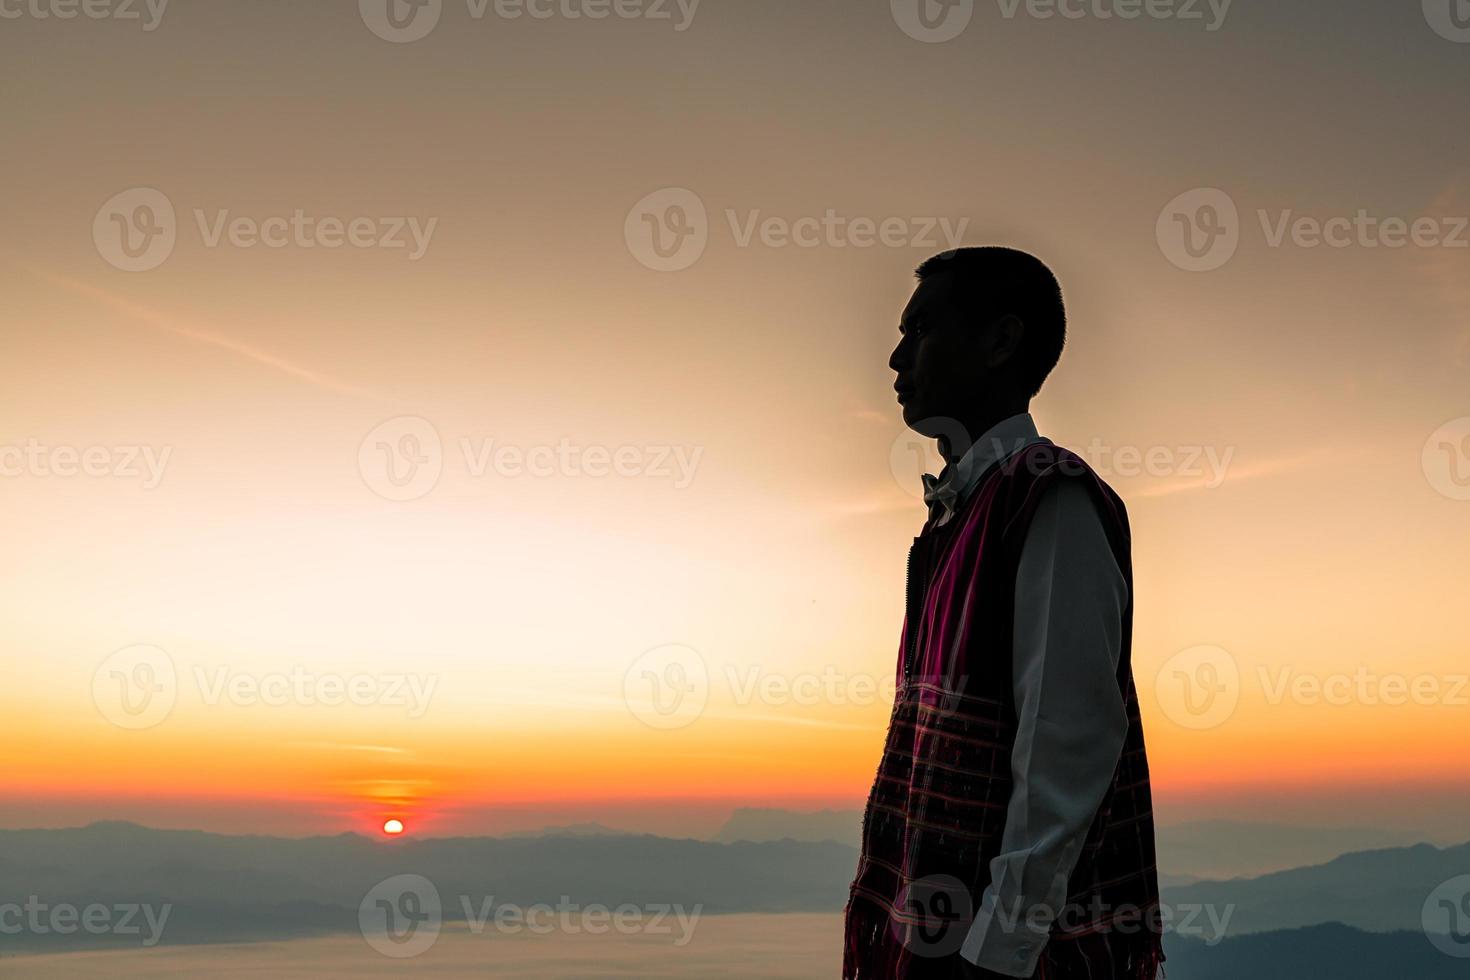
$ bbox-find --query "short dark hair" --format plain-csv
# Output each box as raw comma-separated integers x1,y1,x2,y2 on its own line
914,247,1066,398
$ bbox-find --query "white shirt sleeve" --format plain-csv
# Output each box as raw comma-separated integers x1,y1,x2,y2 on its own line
959,478,1130,976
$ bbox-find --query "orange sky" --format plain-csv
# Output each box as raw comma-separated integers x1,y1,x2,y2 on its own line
2,0,1468,842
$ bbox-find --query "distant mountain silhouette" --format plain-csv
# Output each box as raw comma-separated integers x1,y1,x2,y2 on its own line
0,822,853,951
1164,839,1470,935
4,823,1466,959
1163,923,1465,980
713,808,862,846
501,822,635,838
709,809,1427,882
1154,820,1424,879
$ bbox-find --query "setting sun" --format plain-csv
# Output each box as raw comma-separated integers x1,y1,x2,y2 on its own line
382,819,405,836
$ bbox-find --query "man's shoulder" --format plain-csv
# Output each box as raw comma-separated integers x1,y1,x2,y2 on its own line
994,442,1130,535
1000,441,1106,485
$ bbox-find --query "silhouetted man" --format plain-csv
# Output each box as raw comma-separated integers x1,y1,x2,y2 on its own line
844,248,1164,979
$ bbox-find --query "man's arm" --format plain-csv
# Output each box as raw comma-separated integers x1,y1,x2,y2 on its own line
959,478,1130,977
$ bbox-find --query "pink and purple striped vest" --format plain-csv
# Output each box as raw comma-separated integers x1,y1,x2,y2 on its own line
844,443,1164,980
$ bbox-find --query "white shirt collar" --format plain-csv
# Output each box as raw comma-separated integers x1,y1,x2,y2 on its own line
922,413,1049,525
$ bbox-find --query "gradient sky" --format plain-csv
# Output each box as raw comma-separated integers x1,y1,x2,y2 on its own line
2,0,1468,841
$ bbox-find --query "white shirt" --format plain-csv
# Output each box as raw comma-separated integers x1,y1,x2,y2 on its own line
920,413,1130,977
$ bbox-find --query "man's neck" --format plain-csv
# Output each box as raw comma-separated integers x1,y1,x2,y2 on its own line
938,402,1031,465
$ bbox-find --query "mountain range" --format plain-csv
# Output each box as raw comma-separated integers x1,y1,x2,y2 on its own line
710,808,1432,881
2,820,1466,975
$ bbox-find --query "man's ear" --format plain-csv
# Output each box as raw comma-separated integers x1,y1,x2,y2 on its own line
981,314,1026,369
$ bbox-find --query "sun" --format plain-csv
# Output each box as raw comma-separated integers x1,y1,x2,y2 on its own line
382,818,405,836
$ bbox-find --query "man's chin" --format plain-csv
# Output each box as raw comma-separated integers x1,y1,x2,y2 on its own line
900,401,925,429
902,405,945,438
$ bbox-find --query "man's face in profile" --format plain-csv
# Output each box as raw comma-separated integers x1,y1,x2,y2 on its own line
890,273,986,437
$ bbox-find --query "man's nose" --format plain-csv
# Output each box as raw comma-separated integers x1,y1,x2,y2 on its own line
888,336,910,372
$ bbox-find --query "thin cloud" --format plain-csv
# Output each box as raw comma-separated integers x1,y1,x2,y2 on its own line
1414,176,1470,366
287,742,413,756
696,707,880,732
836,444,1361,510
827,490,920,519
23,266,379,399
1135,446,1363,498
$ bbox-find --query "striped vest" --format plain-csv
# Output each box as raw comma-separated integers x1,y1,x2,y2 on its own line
843,444,1163,979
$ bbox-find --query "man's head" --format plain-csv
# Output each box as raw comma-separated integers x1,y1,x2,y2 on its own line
890,247,1066,438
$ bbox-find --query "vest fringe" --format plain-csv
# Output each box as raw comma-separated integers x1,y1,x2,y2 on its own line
844,894,1165,980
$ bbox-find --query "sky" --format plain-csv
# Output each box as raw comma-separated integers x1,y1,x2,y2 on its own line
1,0,1468,842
